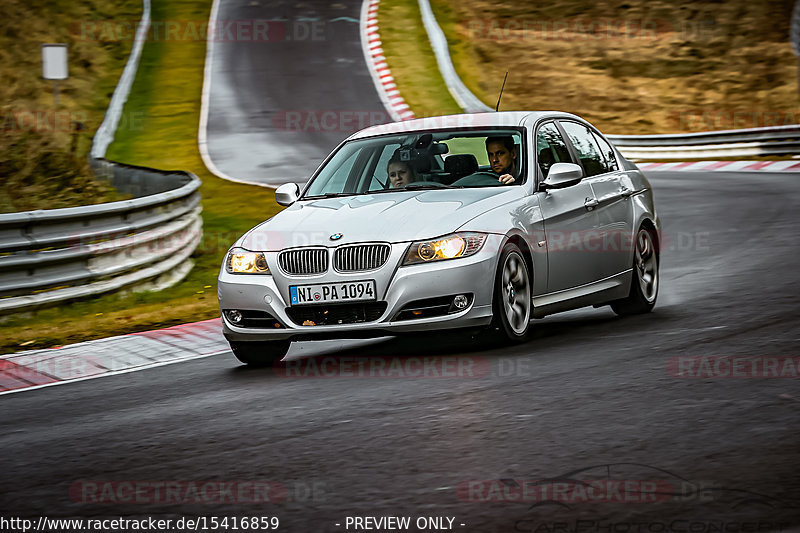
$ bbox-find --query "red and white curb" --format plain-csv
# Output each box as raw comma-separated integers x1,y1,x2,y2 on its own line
361,0,415,122
637,160,800,172
0,318,228,395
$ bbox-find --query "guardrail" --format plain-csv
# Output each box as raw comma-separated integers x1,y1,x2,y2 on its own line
91,0,151,158
417,0,490,113
0,161,202,314
606,125,800,160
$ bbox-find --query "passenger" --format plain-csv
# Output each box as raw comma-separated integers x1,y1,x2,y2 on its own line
387,158,417,188
485,136,518,184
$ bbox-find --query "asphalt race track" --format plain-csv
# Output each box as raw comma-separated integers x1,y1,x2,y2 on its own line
204,0,389,185
2,170,799,530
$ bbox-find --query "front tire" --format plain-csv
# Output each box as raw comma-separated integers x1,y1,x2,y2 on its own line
611,226,659,316
230,340,291,366
490,243,532,342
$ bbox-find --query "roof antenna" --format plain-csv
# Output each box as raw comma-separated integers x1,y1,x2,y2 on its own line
495,71,508,112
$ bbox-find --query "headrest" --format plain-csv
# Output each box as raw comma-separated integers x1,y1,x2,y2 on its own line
410,156,431,173
444,154,479,176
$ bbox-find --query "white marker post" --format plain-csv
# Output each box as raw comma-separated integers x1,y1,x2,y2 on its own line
42,44,68,108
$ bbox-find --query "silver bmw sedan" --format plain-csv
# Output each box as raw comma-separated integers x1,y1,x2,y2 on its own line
218,112,660,365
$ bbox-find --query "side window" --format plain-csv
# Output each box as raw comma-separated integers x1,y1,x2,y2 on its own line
560,121,607,177
536,122,572,178
591,131,619,172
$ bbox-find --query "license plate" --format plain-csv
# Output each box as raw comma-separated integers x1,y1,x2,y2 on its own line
289,280,376,306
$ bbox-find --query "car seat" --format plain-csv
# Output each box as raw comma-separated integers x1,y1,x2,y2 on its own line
538,147,556,178
442,154,479,184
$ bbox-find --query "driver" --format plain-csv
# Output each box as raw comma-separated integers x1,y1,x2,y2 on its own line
485,136,518,184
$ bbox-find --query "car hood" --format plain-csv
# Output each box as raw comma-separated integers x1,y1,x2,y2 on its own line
240,188,520,251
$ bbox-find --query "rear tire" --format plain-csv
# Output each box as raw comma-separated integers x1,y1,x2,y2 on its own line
611,226,659,316
490,243,532,342
230,340,291,366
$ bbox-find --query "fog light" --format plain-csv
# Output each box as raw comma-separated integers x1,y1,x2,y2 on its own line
453,294,469,310
225,309,243,325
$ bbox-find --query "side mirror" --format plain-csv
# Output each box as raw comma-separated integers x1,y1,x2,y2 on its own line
540,163,584,191
275,182,300,206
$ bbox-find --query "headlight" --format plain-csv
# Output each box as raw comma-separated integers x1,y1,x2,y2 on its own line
403,232,487,265
225,247,270,274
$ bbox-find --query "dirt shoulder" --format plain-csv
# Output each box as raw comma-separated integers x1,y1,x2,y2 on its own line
0,0,145,212
425,0,798,134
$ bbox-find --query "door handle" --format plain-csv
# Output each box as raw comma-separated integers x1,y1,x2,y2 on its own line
620,186,633,197
584,197,599,210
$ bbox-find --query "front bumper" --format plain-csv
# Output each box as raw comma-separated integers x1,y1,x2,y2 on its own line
218,235,504,342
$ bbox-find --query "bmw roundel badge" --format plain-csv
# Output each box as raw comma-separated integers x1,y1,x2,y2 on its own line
330,233,343,241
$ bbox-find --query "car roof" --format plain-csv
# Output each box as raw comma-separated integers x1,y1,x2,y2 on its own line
346,111,584,141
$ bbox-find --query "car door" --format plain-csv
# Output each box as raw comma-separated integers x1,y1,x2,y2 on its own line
559,121,633,281
589,129,635,276
535,121,601,293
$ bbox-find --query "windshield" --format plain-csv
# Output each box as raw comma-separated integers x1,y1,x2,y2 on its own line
302,128,525,198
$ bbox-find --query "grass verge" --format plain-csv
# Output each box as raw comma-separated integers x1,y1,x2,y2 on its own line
1,0,282,354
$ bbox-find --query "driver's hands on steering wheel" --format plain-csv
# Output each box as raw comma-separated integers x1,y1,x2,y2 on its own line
498,174,516,184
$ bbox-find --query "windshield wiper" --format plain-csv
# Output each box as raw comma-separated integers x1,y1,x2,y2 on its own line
308,185,454,199
403,184,452,190
362,188,405,194
360,184,453,194
302,192,355,200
